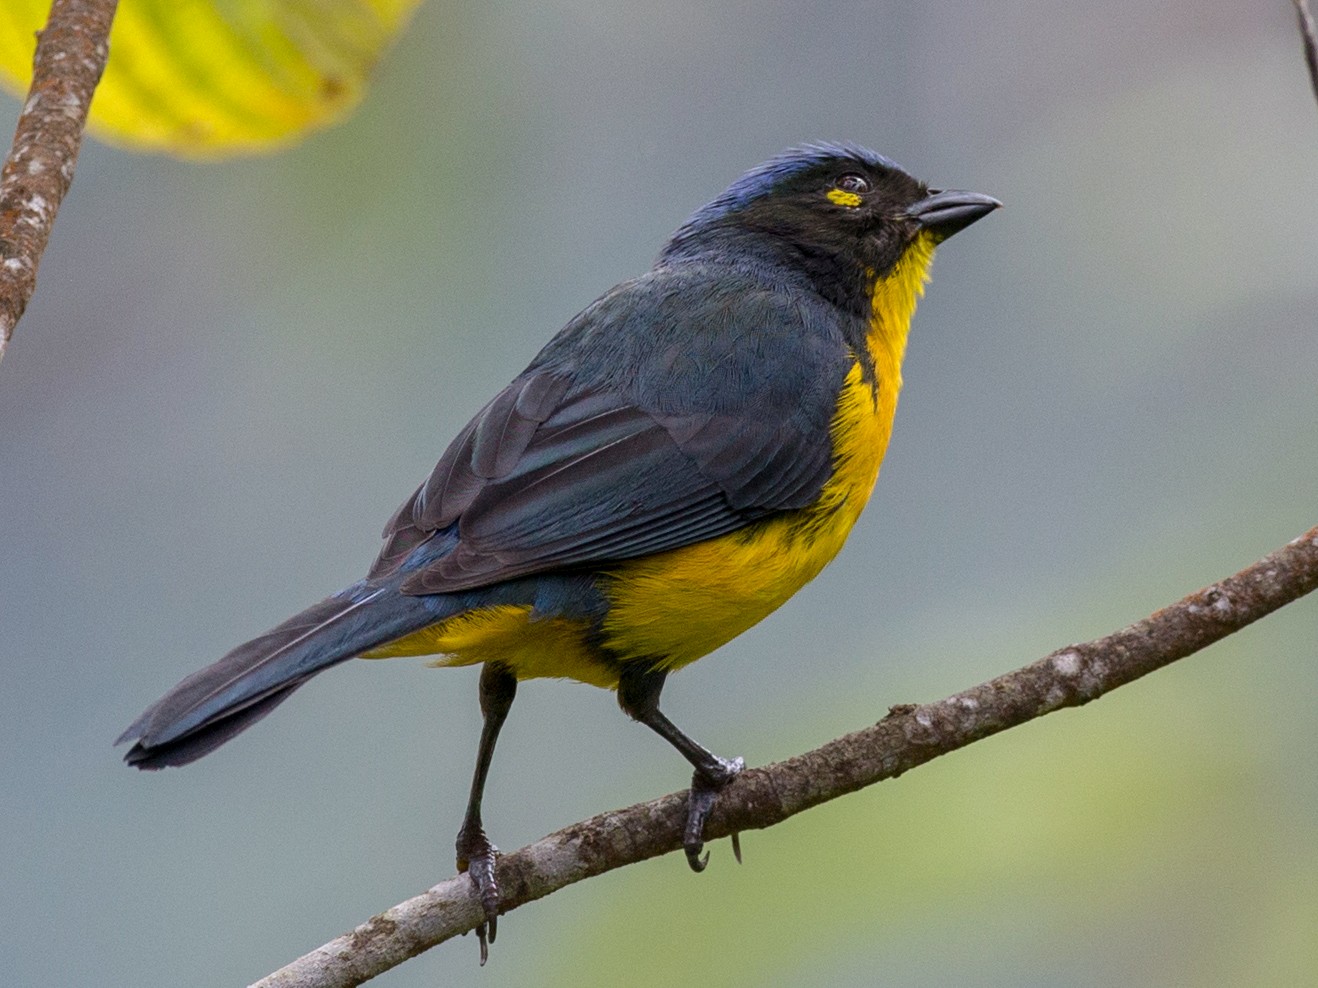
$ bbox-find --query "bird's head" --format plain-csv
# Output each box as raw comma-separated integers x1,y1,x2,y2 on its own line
660,143,1000,312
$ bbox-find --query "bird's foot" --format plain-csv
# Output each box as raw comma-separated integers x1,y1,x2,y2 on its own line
685,755,744,872
456,826,501,965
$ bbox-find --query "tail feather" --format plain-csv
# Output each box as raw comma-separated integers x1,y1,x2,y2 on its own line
123,682,304,769
117,582,436,769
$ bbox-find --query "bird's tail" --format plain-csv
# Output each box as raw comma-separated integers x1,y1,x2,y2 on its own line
116,580,439,769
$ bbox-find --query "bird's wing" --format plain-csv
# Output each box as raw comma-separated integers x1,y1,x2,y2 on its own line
369,275,846,594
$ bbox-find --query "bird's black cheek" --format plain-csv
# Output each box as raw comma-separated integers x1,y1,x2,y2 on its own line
862,227,909,277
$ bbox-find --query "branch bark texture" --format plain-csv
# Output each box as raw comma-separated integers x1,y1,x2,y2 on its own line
0,0,117,366
251,525,1318,988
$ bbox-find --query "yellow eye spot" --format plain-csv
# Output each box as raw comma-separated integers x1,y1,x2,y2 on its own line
827,189,863,208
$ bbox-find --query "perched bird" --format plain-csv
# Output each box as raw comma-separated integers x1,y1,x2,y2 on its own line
117,143,998,961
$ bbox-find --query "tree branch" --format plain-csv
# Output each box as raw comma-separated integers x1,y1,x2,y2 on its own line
1296,0,1318,104
0,0,117,367
250,524,1318,988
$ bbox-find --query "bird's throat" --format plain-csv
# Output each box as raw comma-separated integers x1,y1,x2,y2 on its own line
865,231,936,390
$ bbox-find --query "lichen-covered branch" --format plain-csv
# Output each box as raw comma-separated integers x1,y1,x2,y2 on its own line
251,525,1318,988
0,0,117,366
1296,0,1318,104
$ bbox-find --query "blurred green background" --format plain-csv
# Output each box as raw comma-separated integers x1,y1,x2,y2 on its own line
3,2,1317,985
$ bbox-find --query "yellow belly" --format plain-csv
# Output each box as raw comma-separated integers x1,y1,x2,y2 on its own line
364,360,892,688
361,605,612,687
598,357,893,670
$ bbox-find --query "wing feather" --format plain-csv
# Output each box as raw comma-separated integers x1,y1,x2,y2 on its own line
368,267,851,593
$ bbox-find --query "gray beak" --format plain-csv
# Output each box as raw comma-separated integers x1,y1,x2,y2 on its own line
906,190,1002,242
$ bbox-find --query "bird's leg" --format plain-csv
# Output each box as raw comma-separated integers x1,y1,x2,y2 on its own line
455,661,517,965
617,665,743,872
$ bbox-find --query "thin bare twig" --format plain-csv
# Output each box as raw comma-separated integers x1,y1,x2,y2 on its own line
0,0,117,366
1295,0,1318,104
251,525,1318,988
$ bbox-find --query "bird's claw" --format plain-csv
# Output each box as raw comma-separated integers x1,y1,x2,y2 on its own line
456,828,501,965
684,755,744,871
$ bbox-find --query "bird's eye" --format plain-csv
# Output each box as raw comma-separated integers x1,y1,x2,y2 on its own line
833,173,871,194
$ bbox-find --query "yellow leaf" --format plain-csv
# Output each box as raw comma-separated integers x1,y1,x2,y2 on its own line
0,0,422,158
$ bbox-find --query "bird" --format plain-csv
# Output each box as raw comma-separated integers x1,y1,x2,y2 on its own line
117,142,998,962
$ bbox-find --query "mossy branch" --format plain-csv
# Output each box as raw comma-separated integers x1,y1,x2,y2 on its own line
251,525,1318,988
0,0,117,366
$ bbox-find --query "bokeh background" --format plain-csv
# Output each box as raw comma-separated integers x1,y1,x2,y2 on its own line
4,2,1317,985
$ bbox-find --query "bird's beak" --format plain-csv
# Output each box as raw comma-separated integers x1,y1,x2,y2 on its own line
906,190,1002,242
